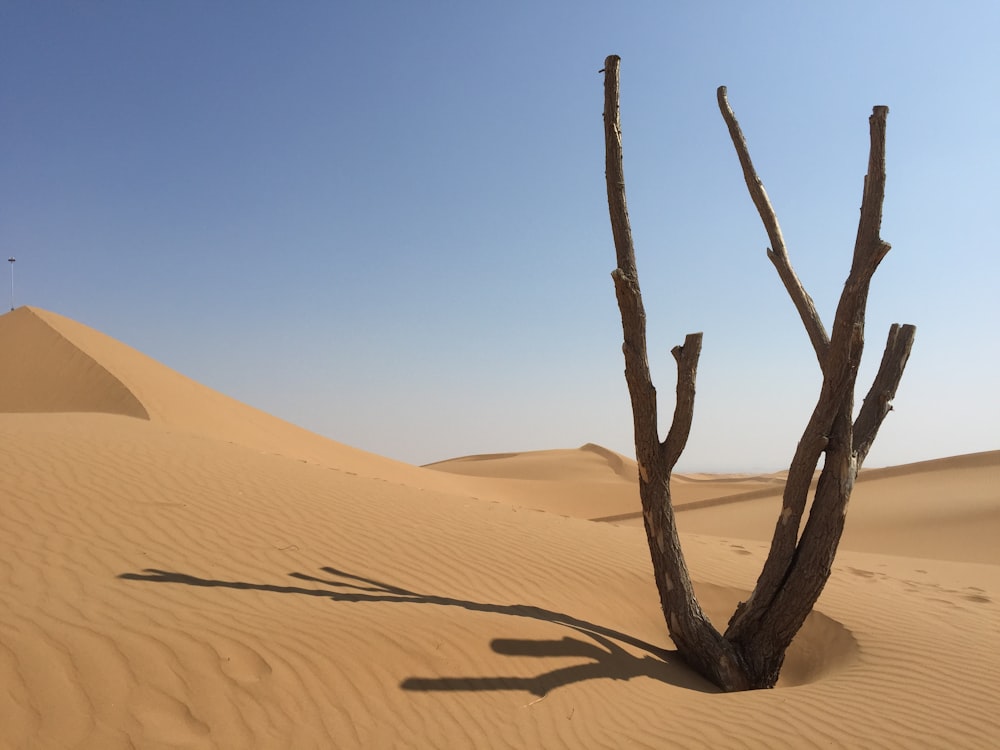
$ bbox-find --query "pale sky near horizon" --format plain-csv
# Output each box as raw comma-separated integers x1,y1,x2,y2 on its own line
2,2,997,471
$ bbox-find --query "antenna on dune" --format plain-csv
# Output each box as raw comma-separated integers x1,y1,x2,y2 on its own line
7,257,14,311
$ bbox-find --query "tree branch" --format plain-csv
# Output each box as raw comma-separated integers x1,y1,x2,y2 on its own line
611,269,659,456
663,333,703,471
605,56,658,460
853,323,916,466
853,106,892,272
717,86,830,368
604,56,638,281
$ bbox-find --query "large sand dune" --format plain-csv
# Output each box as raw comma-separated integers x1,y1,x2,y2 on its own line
1,306,997,748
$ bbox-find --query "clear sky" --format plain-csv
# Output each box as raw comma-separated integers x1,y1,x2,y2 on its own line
2,2,997,471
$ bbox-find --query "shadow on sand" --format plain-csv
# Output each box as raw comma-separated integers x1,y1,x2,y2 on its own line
119,565,717,696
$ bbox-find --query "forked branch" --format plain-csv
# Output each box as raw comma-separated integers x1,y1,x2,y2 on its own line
723,99,915,662
605,55,702,474
604,55,750,691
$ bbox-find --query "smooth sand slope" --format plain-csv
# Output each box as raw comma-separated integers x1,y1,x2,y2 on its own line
1,306,998,749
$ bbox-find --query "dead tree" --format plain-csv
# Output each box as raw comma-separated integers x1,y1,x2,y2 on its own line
602,54,915,691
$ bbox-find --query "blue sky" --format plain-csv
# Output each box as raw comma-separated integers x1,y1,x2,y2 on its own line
2,2,997,470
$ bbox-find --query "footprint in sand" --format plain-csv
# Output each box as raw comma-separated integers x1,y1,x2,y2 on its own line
962,593,991,604
218,641,273,685
847,567,878,580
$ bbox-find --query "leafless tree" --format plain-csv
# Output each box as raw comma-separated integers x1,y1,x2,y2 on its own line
602,54,915,691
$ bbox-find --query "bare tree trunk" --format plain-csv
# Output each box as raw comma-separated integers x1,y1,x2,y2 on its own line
603,55,752,691
601,55,915,691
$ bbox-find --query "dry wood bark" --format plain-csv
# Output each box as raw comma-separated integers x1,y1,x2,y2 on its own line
602,55,915,690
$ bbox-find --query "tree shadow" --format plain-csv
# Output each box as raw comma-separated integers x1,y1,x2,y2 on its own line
119,565,717,696
401,627,712,697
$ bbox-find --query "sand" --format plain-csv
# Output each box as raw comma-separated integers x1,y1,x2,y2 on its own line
1,305,997,749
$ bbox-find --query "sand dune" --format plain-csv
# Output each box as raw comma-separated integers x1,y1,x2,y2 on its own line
1,306,997,748
424,443,642,519
427,443,638,483
0,307,479,495
428,445,798,520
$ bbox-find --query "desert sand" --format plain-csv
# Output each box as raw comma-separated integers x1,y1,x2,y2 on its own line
1,305,997,749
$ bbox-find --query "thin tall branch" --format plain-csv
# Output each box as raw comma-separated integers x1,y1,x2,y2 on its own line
604,56,639,282
717,87,830,368
854,106,892,269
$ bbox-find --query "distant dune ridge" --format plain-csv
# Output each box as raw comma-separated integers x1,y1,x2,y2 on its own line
1,306,997,748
